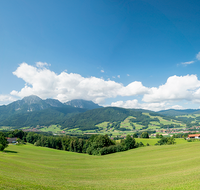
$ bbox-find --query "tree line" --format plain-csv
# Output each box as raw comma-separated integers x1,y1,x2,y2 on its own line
1,130,138,155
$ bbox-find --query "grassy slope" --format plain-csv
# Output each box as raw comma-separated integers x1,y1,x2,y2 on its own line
136,138,187,146
94,113,187,134
40,125,62,133
1,142,200,189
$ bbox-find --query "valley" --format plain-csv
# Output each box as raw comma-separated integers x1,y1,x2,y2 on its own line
1,95,200,138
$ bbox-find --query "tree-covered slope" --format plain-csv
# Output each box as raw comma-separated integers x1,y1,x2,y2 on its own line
0,106,87,128
61,107,154,130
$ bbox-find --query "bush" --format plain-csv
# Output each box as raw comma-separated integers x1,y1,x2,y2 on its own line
156,137,176,145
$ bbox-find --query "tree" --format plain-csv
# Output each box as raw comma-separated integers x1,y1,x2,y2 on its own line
141,132,149,138
132,133,138,138
0,132,9,151
156,133,163,138
123,135,136,149
156,133,160,138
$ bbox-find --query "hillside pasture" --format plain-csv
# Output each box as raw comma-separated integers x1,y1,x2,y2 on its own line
136,138,188,146
40,125,62,133
0,126,14,131
1,142,200,189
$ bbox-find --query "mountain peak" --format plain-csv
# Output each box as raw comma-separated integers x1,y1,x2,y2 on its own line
22,95,42,104
65,99,102,110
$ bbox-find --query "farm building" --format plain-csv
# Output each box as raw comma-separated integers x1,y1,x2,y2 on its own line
6,137,17,144
188,134,200,139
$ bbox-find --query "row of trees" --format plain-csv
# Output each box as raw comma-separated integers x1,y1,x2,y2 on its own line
0,130,177,153
30,133,137,155
1,130,138,155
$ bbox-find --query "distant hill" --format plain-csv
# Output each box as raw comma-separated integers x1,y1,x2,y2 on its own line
158,109,200,116
60,107,154,131
65,99,102,110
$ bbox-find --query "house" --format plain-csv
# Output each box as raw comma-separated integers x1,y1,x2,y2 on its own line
188,134,200,139
6,137,18,144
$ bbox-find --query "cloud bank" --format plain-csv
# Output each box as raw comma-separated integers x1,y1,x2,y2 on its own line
10,63,148,104
1,62,200,111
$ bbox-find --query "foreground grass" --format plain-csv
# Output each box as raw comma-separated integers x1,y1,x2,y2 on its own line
1,143,200,189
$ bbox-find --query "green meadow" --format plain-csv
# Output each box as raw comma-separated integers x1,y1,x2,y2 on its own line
136,138,188,146
1,141,200,189
40,125,62,133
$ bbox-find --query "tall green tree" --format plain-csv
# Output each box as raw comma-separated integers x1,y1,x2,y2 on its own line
0,132,9,151
124,135,136,149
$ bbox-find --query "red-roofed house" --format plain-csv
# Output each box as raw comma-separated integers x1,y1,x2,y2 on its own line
188,134,200,139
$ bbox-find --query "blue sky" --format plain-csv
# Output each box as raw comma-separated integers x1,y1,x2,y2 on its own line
1,0,200,111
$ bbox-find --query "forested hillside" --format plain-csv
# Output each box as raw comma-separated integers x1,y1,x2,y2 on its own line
60,107,148,130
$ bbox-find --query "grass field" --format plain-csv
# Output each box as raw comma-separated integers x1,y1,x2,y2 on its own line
136,138,188,146
1,141,200,189
40,125,62,133
0,126,14,131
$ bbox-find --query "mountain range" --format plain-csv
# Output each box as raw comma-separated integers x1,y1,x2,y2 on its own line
0,95,100,128
0,95,199,131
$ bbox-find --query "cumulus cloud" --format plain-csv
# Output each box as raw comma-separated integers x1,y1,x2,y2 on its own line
110,99,167,111
170,105,184,110
143,75,200,103
0,95,17,105
110,99,186,111
111,99,139,108
10,63,148,104
5,62,200,110
196,52,200,60
118,81,149,96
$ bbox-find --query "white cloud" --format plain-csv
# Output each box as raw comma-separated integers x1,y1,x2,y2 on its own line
0,95,17,105
143,75,200,103
181,61,194,65
127,74,130,76
110,99,186,111
11,63,148,104
4,62,200,111
101,70,104,73
110,99,167,111
118,81,149,96
117,75,120,78
36,62,51,68
196,52,200,60
170,105,184,110
111,99,139,108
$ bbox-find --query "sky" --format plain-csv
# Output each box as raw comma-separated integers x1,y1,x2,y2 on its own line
1,0,200,111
